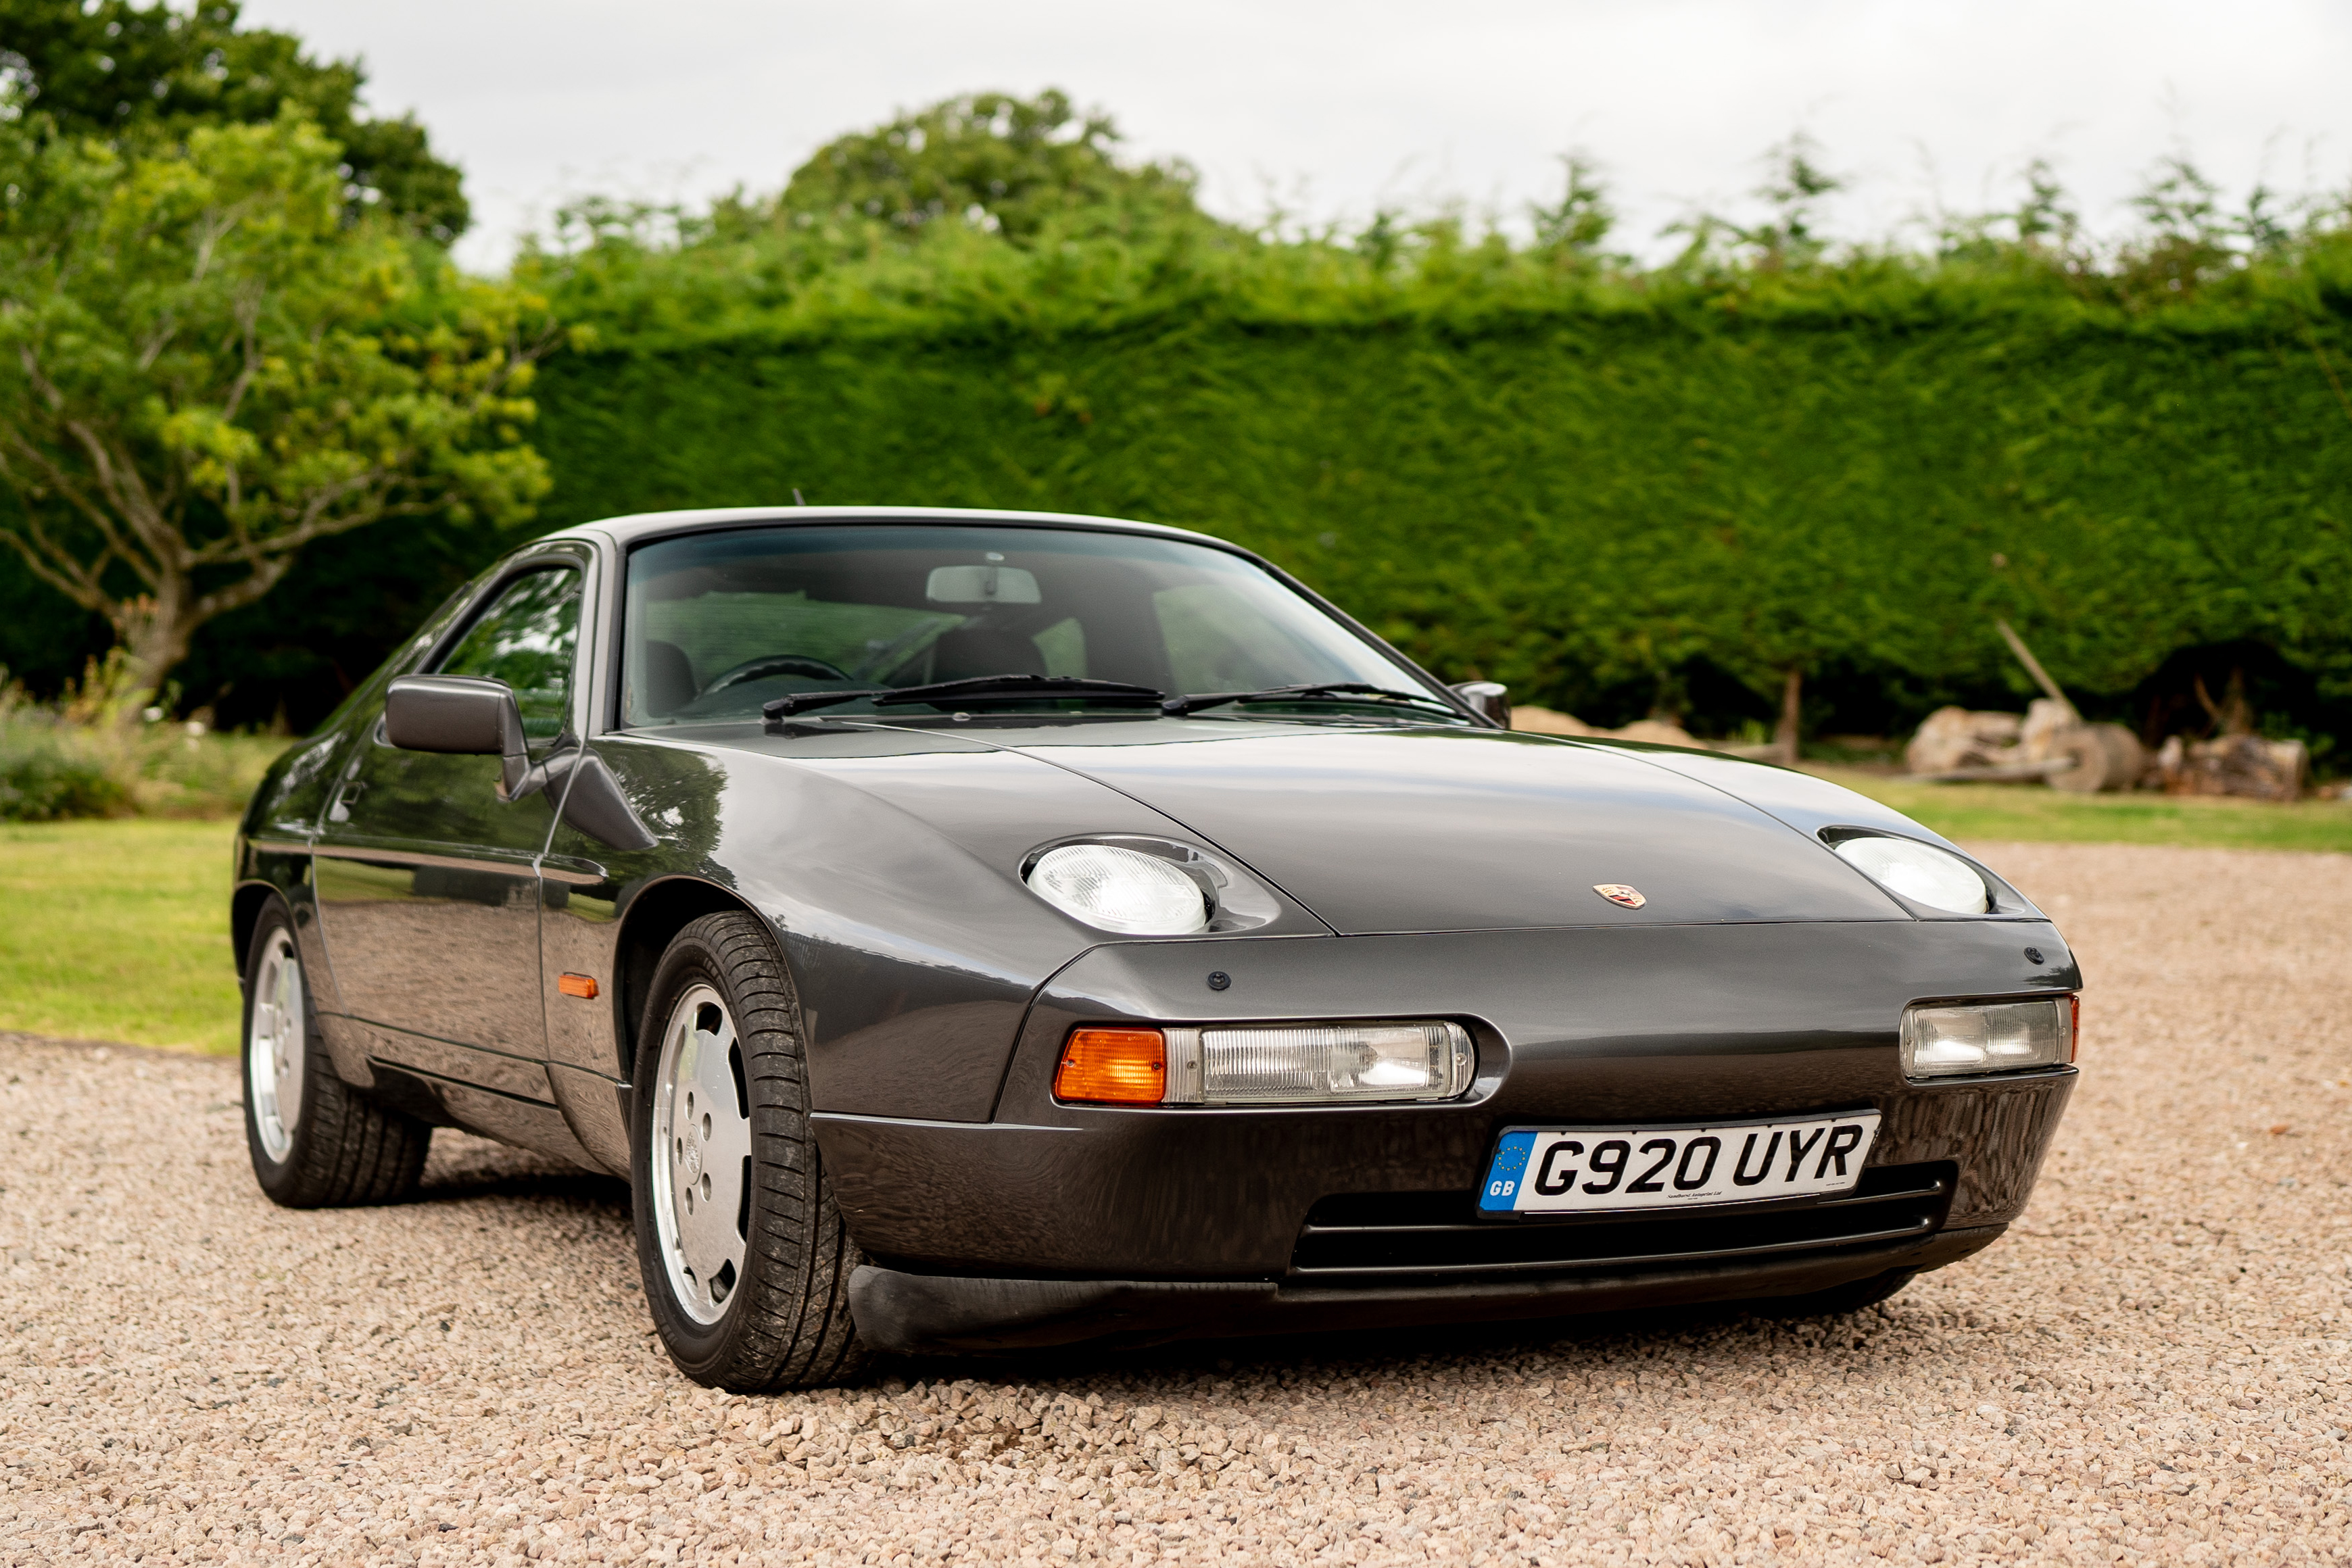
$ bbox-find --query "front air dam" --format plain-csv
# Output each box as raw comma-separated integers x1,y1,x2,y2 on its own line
845,1223,2004,1354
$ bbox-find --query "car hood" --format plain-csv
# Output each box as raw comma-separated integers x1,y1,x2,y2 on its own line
994,723,1911,934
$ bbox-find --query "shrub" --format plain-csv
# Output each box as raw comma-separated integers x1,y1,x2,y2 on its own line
0,729,128,820
0,661,283,820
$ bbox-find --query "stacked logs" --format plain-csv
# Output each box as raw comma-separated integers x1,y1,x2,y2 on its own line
2153,735,2308,802
1904,623,2311,799
1905,700,2145,792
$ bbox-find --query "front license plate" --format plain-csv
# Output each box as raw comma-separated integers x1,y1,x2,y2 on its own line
1479,1112,1881,1217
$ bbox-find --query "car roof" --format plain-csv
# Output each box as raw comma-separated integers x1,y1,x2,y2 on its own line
538,505,1234,554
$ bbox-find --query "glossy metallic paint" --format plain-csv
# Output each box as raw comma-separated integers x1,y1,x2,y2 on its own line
231,507,2082,1346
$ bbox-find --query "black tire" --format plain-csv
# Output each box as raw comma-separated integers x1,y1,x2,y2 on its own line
241,897,432,1208
1758,1267,1918,1319
630,911,868,1390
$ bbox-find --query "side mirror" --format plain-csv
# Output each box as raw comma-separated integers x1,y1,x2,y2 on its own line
385,675,536,800
1450,680,1510,728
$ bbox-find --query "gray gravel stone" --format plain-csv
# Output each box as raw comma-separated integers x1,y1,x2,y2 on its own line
3,841,2350,1564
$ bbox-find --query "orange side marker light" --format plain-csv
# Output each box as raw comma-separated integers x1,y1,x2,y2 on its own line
1055,1028,1166,1104
558,973,599,1000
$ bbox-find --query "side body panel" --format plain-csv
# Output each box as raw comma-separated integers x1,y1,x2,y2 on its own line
311,701,567,1154
237,547,602,1166
234,727,352,1025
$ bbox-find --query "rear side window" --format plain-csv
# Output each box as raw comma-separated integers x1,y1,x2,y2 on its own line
437,567,583,740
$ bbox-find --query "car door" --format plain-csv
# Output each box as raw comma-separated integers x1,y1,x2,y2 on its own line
312,554,585,1118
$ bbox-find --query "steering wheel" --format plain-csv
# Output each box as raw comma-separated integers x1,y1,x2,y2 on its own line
700,654,854,695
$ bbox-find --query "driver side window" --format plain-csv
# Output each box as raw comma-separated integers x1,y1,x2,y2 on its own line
437,566,583,741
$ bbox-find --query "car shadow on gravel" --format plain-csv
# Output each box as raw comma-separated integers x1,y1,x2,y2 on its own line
883,1297,1894,1390
413,1167,631,1206
411,1132,629,1208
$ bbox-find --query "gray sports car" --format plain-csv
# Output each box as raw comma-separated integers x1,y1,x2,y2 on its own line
233,508,2079,1390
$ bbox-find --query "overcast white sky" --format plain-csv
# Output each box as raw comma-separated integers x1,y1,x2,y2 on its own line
244,0,2352,274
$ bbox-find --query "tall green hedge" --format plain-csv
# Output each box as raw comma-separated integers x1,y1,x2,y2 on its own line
9,233,2352,753
523,260,2352,749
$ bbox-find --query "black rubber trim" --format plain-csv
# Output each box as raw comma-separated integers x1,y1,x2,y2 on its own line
846,1223,2007,1354
1286,1216,1938,1278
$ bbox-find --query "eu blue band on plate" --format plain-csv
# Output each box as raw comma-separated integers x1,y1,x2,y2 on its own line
1480,1131,1538,1212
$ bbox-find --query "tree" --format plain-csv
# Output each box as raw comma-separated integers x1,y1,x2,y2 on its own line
0,110,552,701
770,89,1207,246
0,0,466,240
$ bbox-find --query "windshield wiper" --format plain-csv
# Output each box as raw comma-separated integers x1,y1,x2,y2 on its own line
1161,681,1464,718
765,675,1166,720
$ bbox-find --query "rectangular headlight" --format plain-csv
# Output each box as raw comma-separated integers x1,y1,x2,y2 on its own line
1163,1020,1474,1106
1901,996,2076,1081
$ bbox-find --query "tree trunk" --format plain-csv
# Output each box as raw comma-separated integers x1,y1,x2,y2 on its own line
109,591,195,722
1773,664,1803,767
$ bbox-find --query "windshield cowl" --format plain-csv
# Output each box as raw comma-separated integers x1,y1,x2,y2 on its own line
761,673,1472,729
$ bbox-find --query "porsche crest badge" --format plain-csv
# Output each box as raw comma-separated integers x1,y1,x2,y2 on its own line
1593,883,1646,909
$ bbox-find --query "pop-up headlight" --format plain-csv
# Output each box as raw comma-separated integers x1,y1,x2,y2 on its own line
1025,843,1209,935
1832,834,1993,914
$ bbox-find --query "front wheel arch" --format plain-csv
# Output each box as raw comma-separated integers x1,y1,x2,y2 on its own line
612,875,768,1081
630,910,869,1388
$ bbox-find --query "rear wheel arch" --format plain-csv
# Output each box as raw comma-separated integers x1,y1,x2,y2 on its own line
239,891,432,1207
232,879,281,983
613,876,772,1079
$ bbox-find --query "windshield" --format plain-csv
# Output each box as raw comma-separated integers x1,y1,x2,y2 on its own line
619,524,1454,728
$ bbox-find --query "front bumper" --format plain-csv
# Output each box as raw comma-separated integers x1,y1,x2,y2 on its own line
814,921,2078,1346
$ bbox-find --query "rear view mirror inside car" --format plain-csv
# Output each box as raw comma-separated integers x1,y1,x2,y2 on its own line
926,564,1040,604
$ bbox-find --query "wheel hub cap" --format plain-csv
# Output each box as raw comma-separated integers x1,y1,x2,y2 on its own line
245,928,305,1162
650,983,752,1325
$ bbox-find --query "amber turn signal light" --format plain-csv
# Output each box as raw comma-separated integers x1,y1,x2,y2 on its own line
557,973,599,1000
1055,1028,1166,1104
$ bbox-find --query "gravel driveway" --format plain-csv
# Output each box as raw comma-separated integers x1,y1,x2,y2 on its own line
4,841,2351,1566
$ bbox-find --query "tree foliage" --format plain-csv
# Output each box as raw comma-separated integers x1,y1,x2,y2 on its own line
0,0,467,239
500,139,2352,758
8,96,2352,758
757,89,1211,247
0,110,550,695
1529,155,1616,259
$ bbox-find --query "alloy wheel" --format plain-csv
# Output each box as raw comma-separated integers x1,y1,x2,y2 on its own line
650,983,753,1324
246,927,306,1162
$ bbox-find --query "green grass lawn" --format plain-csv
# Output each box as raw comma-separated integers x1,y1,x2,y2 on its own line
1,772,2345,1057
0,818,242,1054
1815,767,2352,854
